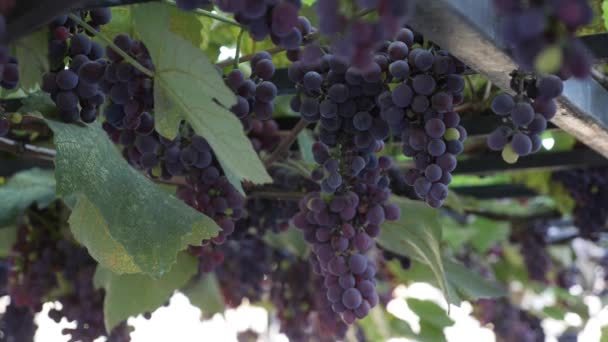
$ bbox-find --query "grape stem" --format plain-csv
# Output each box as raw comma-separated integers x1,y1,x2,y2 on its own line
216,31,320,68
67,13,155,78
233,28,246,69
247,190,304,201
162,0,244,28
263,119,309,168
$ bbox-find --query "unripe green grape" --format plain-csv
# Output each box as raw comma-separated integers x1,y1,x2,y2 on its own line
444,127,460,141
502,145,519,164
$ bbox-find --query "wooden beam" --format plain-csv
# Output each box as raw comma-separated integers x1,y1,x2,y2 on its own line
407,0,608,159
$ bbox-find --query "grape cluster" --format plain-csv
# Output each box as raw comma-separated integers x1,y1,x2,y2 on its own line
244,167,318,235
0,304,37,342
493,0,592,78
5,203,132,341
176,0,310,50
272,257,348,341
315,0,413,69
0,1,20,91
9,222,62,311
48,240,132,342
476,298,545,342
515,221,551,283
487,73,561,162
215,236,273,307
553,167,608,241
381,30,467,207
42,10,113,122
225,52,279,127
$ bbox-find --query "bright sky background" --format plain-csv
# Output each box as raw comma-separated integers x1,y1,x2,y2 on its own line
0,281,597,342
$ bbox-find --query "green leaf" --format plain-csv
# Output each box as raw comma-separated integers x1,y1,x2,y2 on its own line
14,29,49,91
264,228,309,259
69,196,140,273
407,298,454,329
358,306,416,340
297,129,316,166
167,4,204,47
0,226,17,257
377,196,450,305
443,259,506,299
94,252,198,331
0,168,55,226
132,3,271,188
47,120,219,276
101,7,135,39
182,274,225,318
18,92,56,115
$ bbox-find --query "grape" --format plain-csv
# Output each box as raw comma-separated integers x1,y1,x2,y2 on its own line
256,81,278,103
414,177,432,197
533,99,557,120
425,118,446,139
425,164,442,182
353,111,373,131
56,69,79,90
411,96,429,113
412,74,436,95
511,132,532,156
491,93,515,115
90,8,112,25
427,139,446,157
320,99,338,118
342,288,363,309
252,58,275,80
56,91,78,110
537,75,563,99
69,33,92,56
437,153,457,172
429,183,448,201
487,126,511,151
389,60,410,79
79,61,105,84
391,83,413,108
414,50,434,71
527,114,547,134
431,92,453,112
444,127,460,141
303,71,323,91
328,83,349,103
511,102,535,126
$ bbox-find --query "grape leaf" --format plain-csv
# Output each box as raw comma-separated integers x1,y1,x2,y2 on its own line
377,196,450,306
406,298,454,329
46,120,219,276
14,28,49,92
359,306,416,341
297,129,316,166
132,3,272,187
442,259,505,299
94,252,198,331
181,274,225,318
0,168,55,226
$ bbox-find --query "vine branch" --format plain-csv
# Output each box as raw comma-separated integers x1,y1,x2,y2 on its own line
264,119,308,168
0,137,56,161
